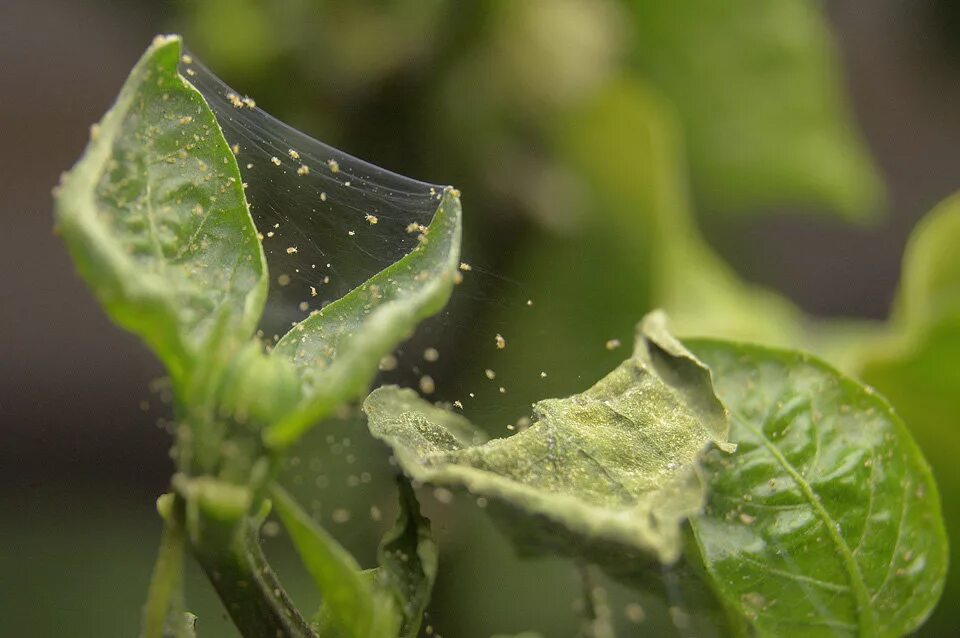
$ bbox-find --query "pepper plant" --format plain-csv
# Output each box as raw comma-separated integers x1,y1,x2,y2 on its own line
55,36,947,637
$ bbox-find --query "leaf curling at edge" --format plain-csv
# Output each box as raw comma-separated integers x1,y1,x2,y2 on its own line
375,478,438,638
53,35,267,393
309,478,438,638
265,187,462,450
687,339,947,638
270,485,400,638
363,311,732,565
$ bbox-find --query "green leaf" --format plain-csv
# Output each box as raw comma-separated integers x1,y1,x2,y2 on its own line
688,340,947,637
364,311,731,564
53,35,267,391
270,485,400,638
627,0,883,219
853,193,960,633
311,479,437,638
376,478,438,638
265,188,462,449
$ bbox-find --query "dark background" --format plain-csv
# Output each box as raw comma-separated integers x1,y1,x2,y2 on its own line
2,1,959,636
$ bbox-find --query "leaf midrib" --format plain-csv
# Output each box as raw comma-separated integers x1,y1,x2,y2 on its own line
732,407,878,635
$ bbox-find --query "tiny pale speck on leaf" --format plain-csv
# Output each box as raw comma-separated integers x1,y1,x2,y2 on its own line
495,333,506,349
605,339,622,351
277,274,291,286
459,262,472,271
327,159,340,173
286,246,298,254
423,347,440,362
484,369,496,380
270,156,281,166
365,214,378,225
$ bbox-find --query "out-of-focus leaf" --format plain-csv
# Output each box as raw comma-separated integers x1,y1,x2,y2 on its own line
628,0,883,219
688,340,947,637
270,485,400,638
161,614,196,638
266,188,462,449
364,312,731,564
53,35,267,391
561,78,806,347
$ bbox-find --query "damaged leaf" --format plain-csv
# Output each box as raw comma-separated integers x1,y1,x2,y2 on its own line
364,311,730,563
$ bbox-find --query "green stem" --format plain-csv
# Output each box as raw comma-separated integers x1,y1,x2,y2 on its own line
141,502,187,638
191,519,316,638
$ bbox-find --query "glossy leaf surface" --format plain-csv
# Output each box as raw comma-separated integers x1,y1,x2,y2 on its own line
689,340,947,637
364,312,731,563
854,193,960,633
54,35,267,389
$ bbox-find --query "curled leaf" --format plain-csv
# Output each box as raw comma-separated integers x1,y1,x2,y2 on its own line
364,312,730,563
376,478,438,638
54,35,267,390
688,340,947,637
279,479,437,638
271,485,400,638
266,188,462,449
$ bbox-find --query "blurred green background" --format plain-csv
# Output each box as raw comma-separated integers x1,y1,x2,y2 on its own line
3,0,960,635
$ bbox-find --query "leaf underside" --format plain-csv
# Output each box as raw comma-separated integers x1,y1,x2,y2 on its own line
364,311,731,564
688,340,947,637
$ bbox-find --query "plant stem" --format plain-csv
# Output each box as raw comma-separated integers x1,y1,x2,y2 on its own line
141,507,186,638
191,519,316,638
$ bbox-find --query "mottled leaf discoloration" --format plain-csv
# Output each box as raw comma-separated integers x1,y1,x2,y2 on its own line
364,312,730,563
